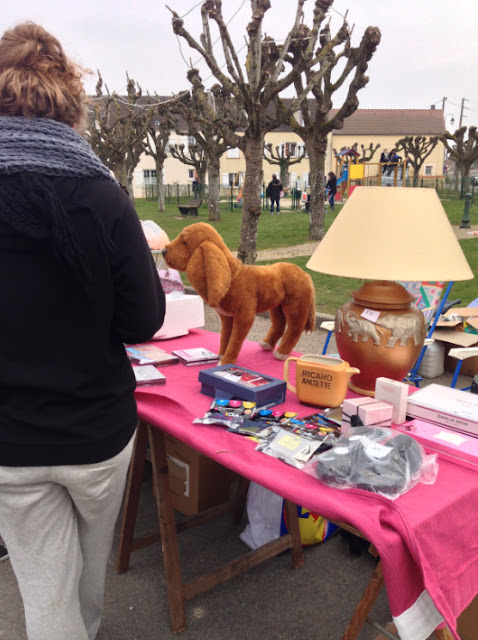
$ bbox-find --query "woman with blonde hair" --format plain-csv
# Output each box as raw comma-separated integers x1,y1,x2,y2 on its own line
0,22,165,640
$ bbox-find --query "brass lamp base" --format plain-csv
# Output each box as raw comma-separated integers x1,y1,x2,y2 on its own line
335,281,425,396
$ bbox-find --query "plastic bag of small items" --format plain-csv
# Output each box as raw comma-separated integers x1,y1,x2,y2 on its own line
313,426,438,500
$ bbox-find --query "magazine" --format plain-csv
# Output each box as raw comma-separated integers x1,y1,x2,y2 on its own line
126,344,178,366
172,347,219,366
133,365,166,386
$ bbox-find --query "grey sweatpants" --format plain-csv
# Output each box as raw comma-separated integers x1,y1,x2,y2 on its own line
0,433,134,640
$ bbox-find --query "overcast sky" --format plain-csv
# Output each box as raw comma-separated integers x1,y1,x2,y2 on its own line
3,0,478,129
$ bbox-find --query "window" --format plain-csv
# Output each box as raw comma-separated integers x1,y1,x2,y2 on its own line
297,144,307,158
188,136,196,146
226,147,240,159
223,173,242,186
188,170,194,179
143,169,157,185
283,142,297,158
302,173,309,187
425,165,433,176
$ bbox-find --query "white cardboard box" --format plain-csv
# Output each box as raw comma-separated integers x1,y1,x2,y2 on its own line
375,377,409,425
406,384,478,437
153,294,205,340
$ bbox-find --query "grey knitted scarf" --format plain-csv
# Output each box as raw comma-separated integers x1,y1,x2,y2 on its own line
0,115,115,182
0,116,117,285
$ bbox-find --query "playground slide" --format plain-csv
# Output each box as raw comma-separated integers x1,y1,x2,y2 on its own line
336,167,348,185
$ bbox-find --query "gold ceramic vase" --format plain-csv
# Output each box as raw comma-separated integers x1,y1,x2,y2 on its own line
335,281,425,395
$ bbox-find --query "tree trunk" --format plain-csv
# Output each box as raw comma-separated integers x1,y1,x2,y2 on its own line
237,135,264,264
198,164,207,199
126,171,135,205
207,157,221,222
462,166,470,194
280,162,288,188
307,142,327,241
156,162,165,212
113,163,127,189
412,163,419,187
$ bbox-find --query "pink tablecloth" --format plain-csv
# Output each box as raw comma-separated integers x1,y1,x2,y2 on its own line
135,329,478,640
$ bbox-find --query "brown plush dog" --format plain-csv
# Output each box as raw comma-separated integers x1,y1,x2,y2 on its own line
163,222,316,364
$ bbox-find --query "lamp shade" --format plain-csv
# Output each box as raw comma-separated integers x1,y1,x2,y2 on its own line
307,187,473,282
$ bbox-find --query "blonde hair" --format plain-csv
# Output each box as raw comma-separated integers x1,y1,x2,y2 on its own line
0,22,88,128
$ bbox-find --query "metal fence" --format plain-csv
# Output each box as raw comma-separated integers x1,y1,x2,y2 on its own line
142,177,475,208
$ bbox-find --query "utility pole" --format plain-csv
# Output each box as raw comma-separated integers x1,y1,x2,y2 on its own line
442,96,447,111
459,98,468,128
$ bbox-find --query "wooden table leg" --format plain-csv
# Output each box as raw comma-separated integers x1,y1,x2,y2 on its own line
148,425,187,634
116,422,148,573
342,560,384,640
283,500,304,569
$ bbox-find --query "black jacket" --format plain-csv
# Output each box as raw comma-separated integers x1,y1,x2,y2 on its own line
266,178,283,199
0,175,165,466
326,176,337,195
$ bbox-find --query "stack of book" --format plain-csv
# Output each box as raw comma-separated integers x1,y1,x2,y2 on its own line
132,365,166,386
172,348,219,366
126,344,178,366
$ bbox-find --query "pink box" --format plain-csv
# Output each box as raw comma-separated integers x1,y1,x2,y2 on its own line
358,401,393,427
341,397,376,433
394,419,478,472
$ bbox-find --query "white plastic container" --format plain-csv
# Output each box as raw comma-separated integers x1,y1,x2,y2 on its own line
418,340,445,378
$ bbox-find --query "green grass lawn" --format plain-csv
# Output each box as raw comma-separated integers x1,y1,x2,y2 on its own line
136,196,478,315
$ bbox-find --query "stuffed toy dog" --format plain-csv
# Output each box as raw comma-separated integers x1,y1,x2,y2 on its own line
163,222,316,365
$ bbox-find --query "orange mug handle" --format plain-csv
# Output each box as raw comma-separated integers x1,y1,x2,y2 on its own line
283,356,298,393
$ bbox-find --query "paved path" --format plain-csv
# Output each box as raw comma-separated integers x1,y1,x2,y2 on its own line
240,225,477,262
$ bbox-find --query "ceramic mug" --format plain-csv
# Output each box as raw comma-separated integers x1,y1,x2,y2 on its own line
283,354,360,408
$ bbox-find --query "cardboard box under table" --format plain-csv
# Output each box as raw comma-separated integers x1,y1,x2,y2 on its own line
165,433,237,516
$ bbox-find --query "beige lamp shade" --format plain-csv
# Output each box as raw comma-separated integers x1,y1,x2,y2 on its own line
307,187,473,282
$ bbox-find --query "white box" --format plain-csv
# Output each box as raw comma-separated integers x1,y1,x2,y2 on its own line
153,295,205,340
341,397,376,433
375,377,409,425
406,384,478,437
358,401,393,427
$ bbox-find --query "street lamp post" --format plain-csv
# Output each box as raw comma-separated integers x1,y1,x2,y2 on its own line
445,113,455,128
460,193,472,229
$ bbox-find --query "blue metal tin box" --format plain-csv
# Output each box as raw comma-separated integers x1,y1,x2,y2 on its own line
198,365,286,407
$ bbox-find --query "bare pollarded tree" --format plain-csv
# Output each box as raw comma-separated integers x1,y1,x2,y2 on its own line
168,0,379,262
395,136,439,187
441,126,478,193
142,100,178,212
263,142,307,187
86,73,155,202
169,142,208,197
169,70,244,221
358,142,381,163
286,17,381,240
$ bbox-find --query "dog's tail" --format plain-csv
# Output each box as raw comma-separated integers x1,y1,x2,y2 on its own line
305,279,317,333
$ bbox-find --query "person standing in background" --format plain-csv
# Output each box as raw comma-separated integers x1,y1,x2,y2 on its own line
0,22,165,640
325,171,337,211
380,148,389,174
266,173,283,214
